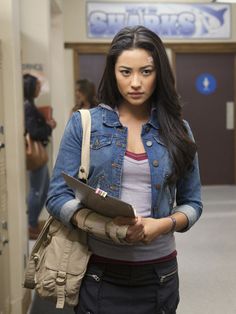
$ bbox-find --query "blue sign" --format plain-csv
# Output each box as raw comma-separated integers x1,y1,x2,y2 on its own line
87,3,231,39
195,73,217,95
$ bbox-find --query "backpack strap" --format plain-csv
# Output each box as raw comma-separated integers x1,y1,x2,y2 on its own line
23,216,54,289
55,230,73,308
78,109,91,182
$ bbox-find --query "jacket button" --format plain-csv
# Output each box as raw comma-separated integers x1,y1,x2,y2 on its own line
152,160,159,167
146,140,153,147
112,163,119,168
155,184,161,190
110,184,117,190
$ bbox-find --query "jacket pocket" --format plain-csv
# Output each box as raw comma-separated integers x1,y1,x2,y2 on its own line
90,135,112,150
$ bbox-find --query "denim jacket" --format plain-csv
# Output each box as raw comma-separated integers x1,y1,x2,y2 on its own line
46,104,202,230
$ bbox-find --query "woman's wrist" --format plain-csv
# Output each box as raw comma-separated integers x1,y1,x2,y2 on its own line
161,216,177,234
162,213,188,234
169,216,177,232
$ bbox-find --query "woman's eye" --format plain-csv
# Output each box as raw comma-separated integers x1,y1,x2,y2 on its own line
142,69,152,76
120,70,130,76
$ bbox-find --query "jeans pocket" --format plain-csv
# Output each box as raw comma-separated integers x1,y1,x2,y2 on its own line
159,268,178,285
75,264,105,314
154,262,179,314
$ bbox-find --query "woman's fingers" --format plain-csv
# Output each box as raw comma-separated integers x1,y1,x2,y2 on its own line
113,216,145,243
125,221,145,243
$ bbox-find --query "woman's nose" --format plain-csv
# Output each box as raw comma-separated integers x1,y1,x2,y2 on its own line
130,75,141,88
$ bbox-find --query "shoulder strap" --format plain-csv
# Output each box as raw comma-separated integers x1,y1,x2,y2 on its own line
78,109,91,182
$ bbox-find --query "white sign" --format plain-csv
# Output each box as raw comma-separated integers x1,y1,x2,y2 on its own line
87,2,231,39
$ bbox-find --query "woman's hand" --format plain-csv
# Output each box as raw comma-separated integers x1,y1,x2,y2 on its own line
113,216,178,244
47,118,57,129
113,216,144,243
140,217,169,243
127,217,165,243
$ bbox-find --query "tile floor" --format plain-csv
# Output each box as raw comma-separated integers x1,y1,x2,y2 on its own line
176,185,236,314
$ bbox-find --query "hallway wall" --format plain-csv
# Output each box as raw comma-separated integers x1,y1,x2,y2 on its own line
0,0,28,313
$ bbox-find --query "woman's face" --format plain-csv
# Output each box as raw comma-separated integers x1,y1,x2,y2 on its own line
34,79,41,98
76,85,86,105
115,48,156,107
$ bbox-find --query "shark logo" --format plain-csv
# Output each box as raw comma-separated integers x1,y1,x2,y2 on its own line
194,5,229,36
87,3,230,38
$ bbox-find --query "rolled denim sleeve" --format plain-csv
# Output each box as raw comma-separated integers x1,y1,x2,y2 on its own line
46,112,84,228
172,121,203,231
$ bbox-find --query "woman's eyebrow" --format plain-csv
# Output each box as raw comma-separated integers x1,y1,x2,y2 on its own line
118,66,132,70
140,65,155,70
118,65,154,70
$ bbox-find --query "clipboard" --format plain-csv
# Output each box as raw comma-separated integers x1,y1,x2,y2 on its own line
62,172,136,218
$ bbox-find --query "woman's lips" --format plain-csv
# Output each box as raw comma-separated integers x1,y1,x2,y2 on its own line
128,92,144,98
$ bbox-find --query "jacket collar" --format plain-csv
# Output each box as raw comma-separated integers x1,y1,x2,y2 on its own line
100,104,122,127
148,107,160,130
99,103,160,129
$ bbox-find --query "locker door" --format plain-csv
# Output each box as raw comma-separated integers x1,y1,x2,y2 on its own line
0,42,10,314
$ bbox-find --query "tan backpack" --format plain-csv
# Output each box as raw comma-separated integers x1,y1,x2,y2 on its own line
23,109,92,309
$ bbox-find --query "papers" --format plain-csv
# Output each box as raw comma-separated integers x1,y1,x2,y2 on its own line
62,172,136,218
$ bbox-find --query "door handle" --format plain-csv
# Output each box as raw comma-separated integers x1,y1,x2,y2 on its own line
226,101,234,130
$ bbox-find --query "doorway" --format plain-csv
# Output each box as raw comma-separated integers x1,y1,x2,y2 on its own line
66,43,109,95
172,44,236,185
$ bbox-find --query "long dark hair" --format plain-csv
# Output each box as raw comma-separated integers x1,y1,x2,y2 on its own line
98,25,197,184
23,73,37,102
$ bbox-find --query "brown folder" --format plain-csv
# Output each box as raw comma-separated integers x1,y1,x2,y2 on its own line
62,172,136,218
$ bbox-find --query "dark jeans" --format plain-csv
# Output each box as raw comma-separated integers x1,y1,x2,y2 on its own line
27,164,49,228
75,257,179,314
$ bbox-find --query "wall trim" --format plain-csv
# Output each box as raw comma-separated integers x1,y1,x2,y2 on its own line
65,42,236,54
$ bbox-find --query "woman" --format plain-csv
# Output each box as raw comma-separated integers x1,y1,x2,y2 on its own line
46,26,202,313
24,73,56,240
72,78,97,112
